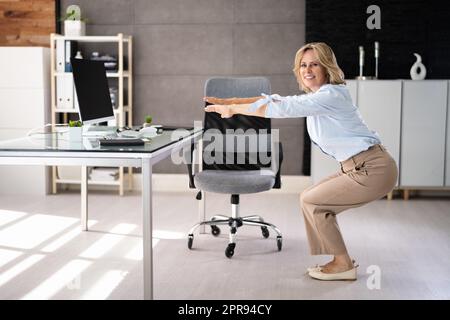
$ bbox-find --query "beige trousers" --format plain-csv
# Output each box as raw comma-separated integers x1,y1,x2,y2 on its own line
300,144,398,255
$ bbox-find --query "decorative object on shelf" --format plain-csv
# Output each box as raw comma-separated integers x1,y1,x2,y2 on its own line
68,120,82,141
91,52,118,71
358,46,364,78
355,45,375,80
74,51,83,59
410,53,426,80
143,115,153,128
374,41,379,79
63,5,86,36
355,46,373,80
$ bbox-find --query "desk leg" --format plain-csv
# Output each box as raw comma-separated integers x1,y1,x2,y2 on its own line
142,158,153,300
81,166,88,231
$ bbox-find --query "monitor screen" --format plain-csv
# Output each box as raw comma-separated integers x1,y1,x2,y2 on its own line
71,59,115,125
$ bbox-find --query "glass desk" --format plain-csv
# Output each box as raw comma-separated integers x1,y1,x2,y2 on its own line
0,128,202,300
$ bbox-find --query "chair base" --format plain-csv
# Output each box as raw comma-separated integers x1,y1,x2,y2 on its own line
187,195,283,258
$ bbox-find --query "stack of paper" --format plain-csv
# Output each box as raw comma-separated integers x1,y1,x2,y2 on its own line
89,167,119,181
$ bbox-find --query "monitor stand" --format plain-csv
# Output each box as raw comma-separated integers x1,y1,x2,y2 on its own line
82,123,116,137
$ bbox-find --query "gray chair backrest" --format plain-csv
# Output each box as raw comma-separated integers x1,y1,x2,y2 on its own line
205,77,271,98
202,77,273,171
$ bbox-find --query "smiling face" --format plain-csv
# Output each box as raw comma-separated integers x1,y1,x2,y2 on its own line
299,49,328,92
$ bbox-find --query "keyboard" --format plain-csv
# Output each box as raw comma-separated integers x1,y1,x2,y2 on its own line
83,126,116,137
99,137,144,146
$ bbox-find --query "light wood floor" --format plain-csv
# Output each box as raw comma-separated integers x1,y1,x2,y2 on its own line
0,191,449,300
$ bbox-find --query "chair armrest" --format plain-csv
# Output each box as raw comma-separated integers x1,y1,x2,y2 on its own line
184,137,201,189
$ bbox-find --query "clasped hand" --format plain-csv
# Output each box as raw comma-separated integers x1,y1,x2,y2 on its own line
204,97,234,118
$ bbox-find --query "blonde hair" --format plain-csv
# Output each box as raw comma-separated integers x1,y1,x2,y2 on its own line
293,42,345,93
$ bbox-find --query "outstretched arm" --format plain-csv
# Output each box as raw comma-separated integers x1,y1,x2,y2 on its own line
204,103,268,118
204,96,263,105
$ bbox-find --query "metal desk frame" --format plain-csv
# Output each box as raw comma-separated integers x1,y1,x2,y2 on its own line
0,131,201,300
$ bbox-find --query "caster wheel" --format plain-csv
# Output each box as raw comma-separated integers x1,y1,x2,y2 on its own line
261,226,270,238
225,243,236,258
277,236,282,251
187,234,194,249
211,225,221,236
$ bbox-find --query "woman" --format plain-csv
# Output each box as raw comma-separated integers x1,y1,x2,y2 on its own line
204,42,398,281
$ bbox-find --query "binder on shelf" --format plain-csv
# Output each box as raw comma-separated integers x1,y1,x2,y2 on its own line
64,40,77,72
56,75,74,109
56,39,65,72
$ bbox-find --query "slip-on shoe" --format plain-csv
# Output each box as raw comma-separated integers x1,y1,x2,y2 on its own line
308,265,358,281
306,259,356,274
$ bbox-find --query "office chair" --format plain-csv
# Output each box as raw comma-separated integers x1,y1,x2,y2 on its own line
186,77,283,258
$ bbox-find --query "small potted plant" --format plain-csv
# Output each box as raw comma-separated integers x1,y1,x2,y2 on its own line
143,115,153,128
63,5,86,36
68,120,83,141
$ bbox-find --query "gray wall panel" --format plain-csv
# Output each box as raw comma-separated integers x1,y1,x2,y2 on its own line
269,74,301,96
135,0,234,24
235,0,305,23
134,75,207,127
233,24,305,75
134,25,233,75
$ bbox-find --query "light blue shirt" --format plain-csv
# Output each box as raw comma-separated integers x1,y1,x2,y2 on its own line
249,84,381,162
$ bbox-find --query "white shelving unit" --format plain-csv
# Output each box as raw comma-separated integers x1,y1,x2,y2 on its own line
0,47,51,195
49,33,133,195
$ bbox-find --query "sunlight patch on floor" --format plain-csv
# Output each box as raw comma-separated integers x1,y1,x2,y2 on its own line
21,259,91,300
0,254,45,287
41,220,98,253
0,210,27,227
0,248,22,268
81,270,129,300
78,223,137,259
0,214,78,249
123,229,185,261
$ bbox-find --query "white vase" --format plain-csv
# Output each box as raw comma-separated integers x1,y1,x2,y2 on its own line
64,20,86,36
68,127,83,141
410,53,426,80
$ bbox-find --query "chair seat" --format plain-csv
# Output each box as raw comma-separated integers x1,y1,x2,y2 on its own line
194,170,275,194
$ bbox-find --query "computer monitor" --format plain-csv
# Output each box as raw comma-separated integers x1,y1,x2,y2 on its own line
71,59,115,127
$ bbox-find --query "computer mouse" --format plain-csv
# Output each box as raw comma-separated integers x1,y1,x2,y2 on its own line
139,126,158,138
